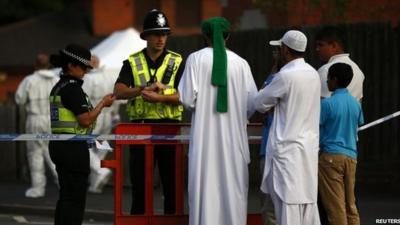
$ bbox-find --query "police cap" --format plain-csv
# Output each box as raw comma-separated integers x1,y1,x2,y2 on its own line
140,9,171,40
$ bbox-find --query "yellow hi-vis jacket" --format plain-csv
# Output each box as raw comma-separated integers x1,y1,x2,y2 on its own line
126,50,183,121
50,81,95,134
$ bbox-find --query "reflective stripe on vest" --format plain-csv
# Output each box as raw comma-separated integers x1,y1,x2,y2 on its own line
50,87,94,134
126,50,183,121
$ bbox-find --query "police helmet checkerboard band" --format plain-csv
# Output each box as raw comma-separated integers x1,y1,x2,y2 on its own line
61,49,92,68
140,9,171,39
56,44,93,68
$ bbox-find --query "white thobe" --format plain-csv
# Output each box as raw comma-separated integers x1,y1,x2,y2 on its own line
318,53,364,100
178,47,257,225
255,58,320,208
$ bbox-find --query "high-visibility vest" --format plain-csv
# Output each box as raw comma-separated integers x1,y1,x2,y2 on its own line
50,80,94,134
126,50,183,121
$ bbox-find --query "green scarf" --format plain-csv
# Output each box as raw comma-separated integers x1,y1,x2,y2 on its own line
201,17,230,113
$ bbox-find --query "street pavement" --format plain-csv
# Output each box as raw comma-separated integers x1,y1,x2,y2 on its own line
0,181,399,225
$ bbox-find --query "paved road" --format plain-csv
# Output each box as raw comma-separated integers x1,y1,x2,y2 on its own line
0,182,399,225
0,213,112,225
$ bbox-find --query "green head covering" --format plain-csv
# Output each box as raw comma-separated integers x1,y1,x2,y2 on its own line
201,17,231,113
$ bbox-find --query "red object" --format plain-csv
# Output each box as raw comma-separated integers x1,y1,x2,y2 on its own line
101,123,262,225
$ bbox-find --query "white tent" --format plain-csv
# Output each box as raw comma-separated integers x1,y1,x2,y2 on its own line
91,27,146,69
88,28,146,112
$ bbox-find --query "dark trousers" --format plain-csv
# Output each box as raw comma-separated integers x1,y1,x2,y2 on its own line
318,193,330,225
50,141,89,225
129,144,176,214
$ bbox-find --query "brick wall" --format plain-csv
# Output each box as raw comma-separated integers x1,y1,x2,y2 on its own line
262,0,400,28
92,0,134,35
91,0,400,36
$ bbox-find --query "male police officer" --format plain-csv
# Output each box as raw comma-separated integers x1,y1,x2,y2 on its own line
114,9,184,214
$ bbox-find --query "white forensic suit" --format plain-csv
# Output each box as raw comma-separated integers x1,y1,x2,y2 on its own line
318,53,364,100
82,66,116,193
178,47,258,225
255,58,321,225
15,69,59,198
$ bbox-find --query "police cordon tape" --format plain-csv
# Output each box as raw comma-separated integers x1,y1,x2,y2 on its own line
357,110,400,131
0,134,192,141
0,110,399,141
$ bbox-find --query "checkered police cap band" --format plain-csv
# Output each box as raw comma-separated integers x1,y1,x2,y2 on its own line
143,27,171,33
61,49,91,67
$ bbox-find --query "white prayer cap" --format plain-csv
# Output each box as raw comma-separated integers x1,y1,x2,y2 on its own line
269,30,307,52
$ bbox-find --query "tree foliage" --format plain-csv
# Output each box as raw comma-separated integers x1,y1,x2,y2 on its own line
0,0,77,26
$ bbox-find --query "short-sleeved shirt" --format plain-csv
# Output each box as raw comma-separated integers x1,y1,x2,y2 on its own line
318,54,365,100
115,48,184,88
50,74,91,116
320,88,364,159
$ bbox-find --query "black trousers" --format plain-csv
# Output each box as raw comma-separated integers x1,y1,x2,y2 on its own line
49,141,90,225
318,192,329,225
129,144,176,214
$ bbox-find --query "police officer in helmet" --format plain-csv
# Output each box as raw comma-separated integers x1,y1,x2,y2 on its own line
49,44,115,225
114,9,184,214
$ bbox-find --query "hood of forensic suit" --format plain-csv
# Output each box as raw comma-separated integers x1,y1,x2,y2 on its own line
35,69,58,79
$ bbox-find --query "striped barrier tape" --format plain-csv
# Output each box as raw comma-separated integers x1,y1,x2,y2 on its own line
0,134,191,141
0,110,399,141
0,134,263,141
357,110,400,131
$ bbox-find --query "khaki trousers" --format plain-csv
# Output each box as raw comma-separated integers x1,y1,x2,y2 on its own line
318,152,360,225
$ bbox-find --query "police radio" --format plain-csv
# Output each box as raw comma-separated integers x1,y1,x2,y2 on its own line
161,63,175,85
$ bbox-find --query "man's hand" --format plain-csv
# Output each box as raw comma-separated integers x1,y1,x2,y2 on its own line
144,82,167,92
141,90,162,103
101,94,116,107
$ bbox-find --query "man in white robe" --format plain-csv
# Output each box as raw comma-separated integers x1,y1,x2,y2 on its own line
178,17,257,225
255,30,321,225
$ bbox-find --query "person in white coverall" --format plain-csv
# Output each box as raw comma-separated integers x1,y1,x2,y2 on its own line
82,55,116,193
15,53,59,198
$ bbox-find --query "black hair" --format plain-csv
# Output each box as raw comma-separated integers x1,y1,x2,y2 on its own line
287,46,305,57
328,63,353,88
315,26,346,50
282,44,305,57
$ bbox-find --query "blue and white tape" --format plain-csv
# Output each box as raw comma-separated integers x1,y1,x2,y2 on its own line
0,134,192,141
358,110,400,131
1,110,399,141
0,134,263,141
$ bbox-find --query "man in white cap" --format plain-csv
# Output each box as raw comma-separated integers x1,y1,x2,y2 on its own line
255,30,321,225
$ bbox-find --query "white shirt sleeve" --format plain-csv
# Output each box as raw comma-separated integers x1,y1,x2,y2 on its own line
318,65,331,98
15,76,30,105
178,54,198,110
244,63,258,118
254,73,287,113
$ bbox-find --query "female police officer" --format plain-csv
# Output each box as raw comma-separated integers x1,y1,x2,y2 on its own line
49,44,115,225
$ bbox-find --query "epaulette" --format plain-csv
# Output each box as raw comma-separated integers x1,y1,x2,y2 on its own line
167,50,182,57
129,50,144,58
